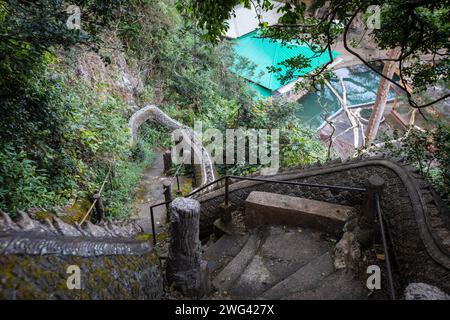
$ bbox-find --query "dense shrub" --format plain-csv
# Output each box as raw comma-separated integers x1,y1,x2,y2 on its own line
380,123,450,206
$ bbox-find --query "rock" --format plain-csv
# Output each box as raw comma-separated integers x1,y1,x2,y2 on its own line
334,231,361,270
244,191,354,236
404,283,450,300
343,211,358,232
353,225,373,248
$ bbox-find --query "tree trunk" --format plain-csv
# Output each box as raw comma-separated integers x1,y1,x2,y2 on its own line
325,78,361,148
365,48,401,146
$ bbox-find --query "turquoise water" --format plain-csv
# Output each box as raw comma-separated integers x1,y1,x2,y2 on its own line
296,64,399,129
231,30,339,93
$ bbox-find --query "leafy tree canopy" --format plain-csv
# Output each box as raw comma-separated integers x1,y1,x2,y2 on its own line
179,0,450,109
0,0,125,97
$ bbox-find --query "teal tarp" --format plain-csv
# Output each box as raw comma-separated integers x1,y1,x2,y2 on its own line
232,30,340,94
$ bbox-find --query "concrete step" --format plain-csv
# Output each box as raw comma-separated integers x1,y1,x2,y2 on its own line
244,191,354,235
258,251,335,300
212,231,263,293
282,269,367,300
230,226,332,298
203,232,250,278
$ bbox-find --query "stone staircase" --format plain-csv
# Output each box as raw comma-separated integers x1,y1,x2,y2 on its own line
204,225,367,299
202,191,368,300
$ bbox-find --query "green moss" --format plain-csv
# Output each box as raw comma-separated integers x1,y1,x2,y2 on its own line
0,255,17,291
149,249,161,266
62,197,92,224
33,210,54,221
134,233,151,241
156,231,168,241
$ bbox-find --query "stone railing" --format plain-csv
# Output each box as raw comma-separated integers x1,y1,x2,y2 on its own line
128,104,216,188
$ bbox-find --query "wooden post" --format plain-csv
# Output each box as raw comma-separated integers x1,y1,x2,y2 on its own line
176,175,182,195
356,175,385,247
363,175,385,219
166,197,209,297
163,151,172,174
92,193,105,222
163,180,173,221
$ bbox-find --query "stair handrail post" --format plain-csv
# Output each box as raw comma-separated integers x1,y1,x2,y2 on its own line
166,197,209,297
363,175,385,219
150,206,157,245
176,174,181,195
163,150,172,174
225,176,229,207
163,180,173,222
92,192,105,222
356,175,385,247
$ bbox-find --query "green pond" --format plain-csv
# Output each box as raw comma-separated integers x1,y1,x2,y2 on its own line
296,64,400,129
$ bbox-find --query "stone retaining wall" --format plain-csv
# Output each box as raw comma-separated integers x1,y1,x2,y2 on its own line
0,252,163,299
0,211,164,299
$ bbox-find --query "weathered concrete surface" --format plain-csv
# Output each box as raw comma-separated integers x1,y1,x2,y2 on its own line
334,231,361,270
212,232,262,293
259,252,335,299
231,227,332,298
404,283,450,300
203,233,250,277
206,225,365,299
244,191,353,235
284,269,367,300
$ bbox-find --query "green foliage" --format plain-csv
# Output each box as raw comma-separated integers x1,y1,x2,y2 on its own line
0,0,147,216
177,0,274,43
138,124,172,151
0,0,126,98
217,97,327,176
0,58,145,216
181,0,450,100
280,124,327,167
0,147,56,212
380,123,450,206
118,0,256,127
0,0,329,217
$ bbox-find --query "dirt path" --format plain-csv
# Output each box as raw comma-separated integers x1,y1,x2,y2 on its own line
133,149,168,233
133,149,192,235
